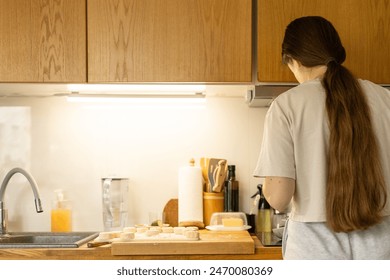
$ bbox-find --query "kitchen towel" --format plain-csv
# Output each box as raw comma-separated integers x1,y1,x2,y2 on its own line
178,160,204,228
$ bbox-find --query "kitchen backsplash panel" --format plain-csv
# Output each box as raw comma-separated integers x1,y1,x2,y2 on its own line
0,90,266,231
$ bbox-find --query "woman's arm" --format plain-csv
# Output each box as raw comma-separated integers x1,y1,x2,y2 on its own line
263,176,295,212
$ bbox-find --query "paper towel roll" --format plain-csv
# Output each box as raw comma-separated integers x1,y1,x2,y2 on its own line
178,160,204,228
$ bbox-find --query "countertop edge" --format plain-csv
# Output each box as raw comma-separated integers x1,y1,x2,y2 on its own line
0,236,283,260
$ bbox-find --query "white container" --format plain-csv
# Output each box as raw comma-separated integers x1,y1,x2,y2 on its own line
102,178,129,231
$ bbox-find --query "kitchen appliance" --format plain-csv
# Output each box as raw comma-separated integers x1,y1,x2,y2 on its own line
245,85,293,107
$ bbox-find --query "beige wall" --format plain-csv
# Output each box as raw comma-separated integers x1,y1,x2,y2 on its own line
0,87,267,231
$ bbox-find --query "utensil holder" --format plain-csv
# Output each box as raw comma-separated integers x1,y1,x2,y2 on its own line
203,191,224,226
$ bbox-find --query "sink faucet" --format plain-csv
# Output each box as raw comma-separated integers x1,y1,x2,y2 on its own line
0,167,43,235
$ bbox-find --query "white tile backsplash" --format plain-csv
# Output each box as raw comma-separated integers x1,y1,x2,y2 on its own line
0,89,266,232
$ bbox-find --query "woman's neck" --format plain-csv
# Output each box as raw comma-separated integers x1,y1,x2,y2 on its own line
288,59,327,83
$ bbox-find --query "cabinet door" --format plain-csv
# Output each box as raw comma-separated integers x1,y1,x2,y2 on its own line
0,0,86,82
257,0,390,84
88,0,252,83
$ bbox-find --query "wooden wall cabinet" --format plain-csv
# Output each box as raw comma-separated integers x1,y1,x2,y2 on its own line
4,0,386,85
257,0,390,84
0,0,86,83
87,0,252,83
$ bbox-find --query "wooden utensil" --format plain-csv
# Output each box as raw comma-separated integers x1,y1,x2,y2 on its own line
207,159,217,192
200,158,209,182
87,241,111,248
212,159,227,192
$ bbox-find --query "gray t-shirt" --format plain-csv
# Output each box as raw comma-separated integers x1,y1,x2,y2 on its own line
254,78,390,222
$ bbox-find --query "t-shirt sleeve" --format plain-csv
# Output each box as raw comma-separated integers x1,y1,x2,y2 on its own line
253,100,296,179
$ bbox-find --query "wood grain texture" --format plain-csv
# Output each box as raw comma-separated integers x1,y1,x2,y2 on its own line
163,198,178,227
111,230,255,255
0,235,282,260
257,0,390,83
0,0,86,82
87,0,252,82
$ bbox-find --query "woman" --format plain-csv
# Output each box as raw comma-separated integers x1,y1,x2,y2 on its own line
254,16,390,259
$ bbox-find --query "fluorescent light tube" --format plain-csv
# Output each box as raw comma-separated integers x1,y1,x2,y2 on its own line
66,84,206,95
66,92,206,104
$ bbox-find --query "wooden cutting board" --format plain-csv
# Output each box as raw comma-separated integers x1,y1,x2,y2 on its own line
162,198,178,227
111,230,254,255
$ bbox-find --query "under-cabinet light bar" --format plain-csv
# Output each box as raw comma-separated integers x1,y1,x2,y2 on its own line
66,92,206,104
66,84,206,95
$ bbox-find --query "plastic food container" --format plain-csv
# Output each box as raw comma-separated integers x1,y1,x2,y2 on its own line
206,212,251,231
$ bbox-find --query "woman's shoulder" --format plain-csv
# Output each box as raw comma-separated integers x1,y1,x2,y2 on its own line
273,79,324,108
359,79,390,105
359,79,389,93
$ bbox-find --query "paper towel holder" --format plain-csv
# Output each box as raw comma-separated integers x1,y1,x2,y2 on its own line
178,158,205,229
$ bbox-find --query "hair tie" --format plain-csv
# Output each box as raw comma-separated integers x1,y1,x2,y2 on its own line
325,57,338,65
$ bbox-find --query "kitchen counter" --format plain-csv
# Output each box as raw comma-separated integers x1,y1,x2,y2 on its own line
0,234,282,260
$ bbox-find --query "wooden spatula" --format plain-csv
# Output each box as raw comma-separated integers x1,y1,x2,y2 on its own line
212,159,228,192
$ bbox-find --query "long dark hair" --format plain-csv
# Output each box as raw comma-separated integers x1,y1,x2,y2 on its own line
282,16,387,232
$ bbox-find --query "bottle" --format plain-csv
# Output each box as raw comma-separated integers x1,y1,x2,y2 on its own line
51,189,72,232
256,184,272,233
224,165,239,212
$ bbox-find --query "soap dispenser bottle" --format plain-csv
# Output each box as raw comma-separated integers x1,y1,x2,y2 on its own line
51,189,72,232
254,184,272,233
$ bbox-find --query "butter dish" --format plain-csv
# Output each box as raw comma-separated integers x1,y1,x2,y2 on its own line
206,212,251,231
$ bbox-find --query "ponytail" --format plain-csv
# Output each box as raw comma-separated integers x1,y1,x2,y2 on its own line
323,62,387,232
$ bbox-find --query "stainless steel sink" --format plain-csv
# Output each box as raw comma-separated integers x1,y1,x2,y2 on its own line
0,231,99,248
